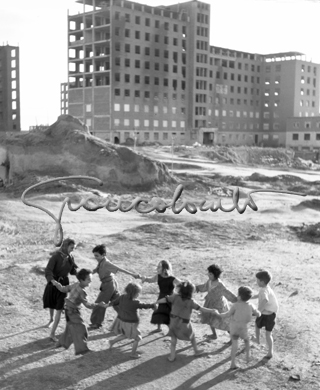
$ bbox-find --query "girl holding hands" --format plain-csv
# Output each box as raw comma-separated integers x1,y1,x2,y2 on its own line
141,260,180,333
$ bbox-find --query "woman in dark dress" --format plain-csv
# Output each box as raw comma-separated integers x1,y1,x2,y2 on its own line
142,260,180,332
43,238,78,341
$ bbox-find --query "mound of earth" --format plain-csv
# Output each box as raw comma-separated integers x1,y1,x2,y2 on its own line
290,222,320,243
0,115,174,193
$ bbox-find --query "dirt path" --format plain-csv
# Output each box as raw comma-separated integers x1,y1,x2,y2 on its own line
1,161,320,389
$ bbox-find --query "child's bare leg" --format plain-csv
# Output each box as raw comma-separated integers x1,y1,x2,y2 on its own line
109,334,126,349
244,338,250,363
209,326,217,339
168,336,177,362
252,325,260,344
131,336,142,358
50,310,62,340
265,331,273,358
230,338,239,369
191,335,204,356
45,309,54,328
157,324,162,331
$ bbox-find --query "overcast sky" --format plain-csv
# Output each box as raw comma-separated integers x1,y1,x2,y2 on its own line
1,0,319,129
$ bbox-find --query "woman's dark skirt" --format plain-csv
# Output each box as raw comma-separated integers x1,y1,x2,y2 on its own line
43,277,69,310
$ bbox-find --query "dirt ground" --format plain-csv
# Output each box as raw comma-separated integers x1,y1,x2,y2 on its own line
1,147,320,390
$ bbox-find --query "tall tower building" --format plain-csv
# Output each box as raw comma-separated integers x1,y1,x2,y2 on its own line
0,44,21,132
67,0,212,145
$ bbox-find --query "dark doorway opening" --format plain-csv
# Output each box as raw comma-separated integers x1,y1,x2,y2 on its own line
203,132,213,145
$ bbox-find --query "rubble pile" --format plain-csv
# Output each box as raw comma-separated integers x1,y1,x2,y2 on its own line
0,115,174,193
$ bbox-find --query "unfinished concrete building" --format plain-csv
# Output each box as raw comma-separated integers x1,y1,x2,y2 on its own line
65,0,320,147
0,44,21,133
67,0,211,145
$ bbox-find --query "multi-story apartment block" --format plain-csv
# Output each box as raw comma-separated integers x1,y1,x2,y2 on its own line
0,44,21,132
60,82,68,115
286,116,320,151
66,0,320,147
211,49,320,147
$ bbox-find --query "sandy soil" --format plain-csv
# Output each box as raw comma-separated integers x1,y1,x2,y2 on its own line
1,148,320,390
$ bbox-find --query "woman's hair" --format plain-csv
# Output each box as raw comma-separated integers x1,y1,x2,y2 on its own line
238,286,253,302
207,264,222,280
92,244,107,256
159,260,172,276
60,238,75,254
177,280,195,300
125,282,142,300
256,270,272,285
77,268,92,281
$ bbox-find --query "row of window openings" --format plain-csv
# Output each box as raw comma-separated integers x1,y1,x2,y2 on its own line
299,112,317,117
0,112,17,121
293,122,320,129
300,76,317,87
113,119,185,128
301,64,317,75
114,75,186,87
114,89,185,100
112,103,185,115
127,132,184,141
292,133,320,141
215,96,260,107
215,110,260,119
300,100,316,108
71,60,186,73
114,30,186,48
220,123,261,130
218,86,260,95
300,88,316,97
197,13,209,24
265,64,282,73
216,73,261,83
115,43,186,58
129,132,184,141
114,13,187,35
220,133,275,141
0,49,17,65
214,59,260,72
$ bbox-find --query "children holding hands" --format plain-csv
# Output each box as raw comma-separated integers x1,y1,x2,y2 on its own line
157,280,219,362
89,244,141,330
51,268,106,355
212,286,260,369
100,282,157,359
51,256,279,368
141,260,180,332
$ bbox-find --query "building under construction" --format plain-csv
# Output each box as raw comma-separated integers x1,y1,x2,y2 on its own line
66,0,320,147
0,44,21,133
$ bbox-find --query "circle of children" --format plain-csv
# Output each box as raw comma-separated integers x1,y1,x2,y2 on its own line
43,238,279,368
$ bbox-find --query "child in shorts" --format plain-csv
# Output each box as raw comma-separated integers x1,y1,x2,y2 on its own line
252,270,279,359
214,286,260,369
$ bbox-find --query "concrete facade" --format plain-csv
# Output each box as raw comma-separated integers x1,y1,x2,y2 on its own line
0,45,21,133
65,0,320,147
286,116,320,151
60,82,68,115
